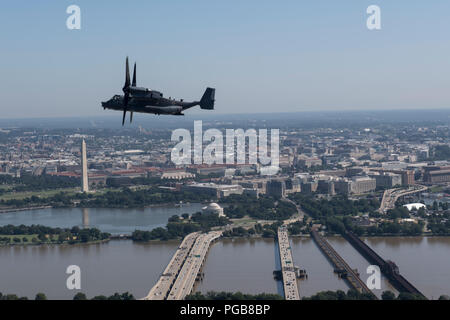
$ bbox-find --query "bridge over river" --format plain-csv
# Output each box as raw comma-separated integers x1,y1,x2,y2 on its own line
277,226,300,300
144,230,222,300
311,228,377,299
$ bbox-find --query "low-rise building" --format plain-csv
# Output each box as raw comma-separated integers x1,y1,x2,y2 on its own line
371,172,402,188
350,176,376,194
161,171,195,180
297,156,322,168
301,181,318,194
424,169,450,183
334,180,351,195
266,180,286,198
182,183,243,199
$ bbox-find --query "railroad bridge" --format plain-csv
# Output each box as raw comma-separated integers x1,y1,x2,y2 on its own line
311,229,377,299
343,231,426,298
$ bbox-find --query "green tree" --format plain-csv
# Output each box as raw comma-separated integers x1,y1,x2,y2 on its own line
181,213,190,219
432,201,439,211
168,215,180,223
35,293,47,300
73,292,87,300
396,292,426,300
381,291,396,300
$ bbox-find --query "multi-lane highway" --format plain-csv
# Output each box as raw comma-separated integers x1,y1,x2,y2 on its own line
145,230,222,300
379,185,428,214
144,232,200,300
277,226,300,300
167,231,222,300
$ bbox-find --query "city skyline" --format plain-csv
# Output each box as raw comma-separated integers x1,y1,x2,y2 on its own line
1,114,450,300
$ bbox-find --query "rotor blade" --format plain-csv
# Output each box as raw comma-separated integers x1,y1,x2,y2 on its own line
123,57,130,92
130,112,133,123
122,110,127,126
123,92,129,107
132,63,136,87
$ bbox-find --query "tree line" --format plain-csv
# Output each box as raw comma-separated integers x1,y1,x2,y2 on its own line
289,194,380,219
0,173,79,192
82,187,214,208
222,194,297,220
222,222,283,239
0,292,134,300
3,290,448,300
0,187,216,209
185,291,283,300
0,224,110,245
302,289,434,300
289,194,428,236
132,212,229,242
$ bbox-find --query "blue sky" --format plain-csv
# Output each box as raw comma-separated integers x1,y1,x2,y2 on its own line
1,0,449,118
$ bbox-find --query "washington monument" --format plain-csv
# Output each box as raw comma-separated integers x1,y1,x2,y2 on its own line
81,139,89,192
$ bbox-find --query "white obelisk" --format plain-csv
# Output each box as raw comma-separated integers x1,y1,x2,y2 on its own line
81,139,89,192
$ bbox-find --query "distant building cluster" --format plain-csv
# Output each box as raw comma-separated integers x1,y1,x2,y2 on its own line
0,121,449,201
423,165,450,183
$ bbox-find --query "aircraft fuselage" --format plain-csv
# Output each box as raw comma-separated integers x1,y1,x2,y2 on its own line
102,57,215,124
102,90,199,115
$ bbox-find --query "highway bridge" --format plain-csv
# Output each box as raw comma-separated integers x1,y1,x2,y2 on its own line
144,232,200,300
379,185,428,214
166,230,222,300
343,231,426,298
277,226,300,300
311,229,377,298
145,230,222,300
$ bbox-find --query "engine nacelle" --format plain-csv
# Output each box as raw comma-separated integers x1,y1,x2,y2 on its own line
150,91,163,99
129,87,163,99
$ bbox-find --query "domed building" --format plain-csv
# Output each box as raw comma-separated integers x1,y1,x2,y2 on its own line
202,202,225,217
403,203,426,211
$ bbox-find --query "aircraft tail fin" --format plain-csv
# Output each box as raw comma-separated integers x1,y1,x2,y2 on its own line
199,87,215,110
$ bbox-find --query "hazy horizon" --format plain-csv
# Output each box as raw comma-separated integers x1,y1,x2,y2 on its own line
1,108,449,129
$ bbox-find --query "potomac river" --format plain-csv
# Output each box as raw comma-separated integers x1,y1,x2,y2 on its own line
0,206,449,299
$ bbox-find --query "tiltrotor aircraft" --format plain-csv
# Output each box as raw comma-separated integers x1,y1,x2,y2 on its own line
102,57,215,125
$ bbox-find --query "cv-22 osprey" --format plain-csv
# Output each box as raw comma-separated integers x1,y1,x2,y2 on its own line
102,57,215,125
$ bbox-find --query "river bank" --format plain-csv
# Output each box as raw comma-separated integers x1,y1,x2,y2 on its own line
0,238,111,247
0,201,208,213
0,206,52,214
0,204,206,235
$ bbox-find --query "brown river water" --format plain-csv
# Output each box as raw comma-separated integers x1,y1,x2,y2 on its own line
1,237,449,299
